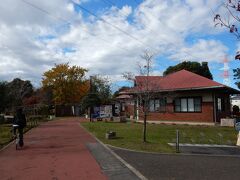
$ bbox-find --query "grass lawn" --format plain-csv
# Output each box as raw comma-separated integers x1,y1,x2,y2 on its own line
81,121,238,153
0,124,12,148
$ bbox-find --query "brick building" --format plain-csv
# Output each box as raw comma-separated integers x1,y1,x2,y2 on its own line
121,70,240,123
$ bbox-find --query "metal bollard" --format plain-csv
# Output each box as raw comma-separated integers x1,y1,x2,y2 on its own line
176,130,180,153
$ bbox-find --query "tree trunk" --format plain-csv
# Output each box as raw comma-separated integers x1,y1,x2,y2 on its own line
143,111,147,142
89,107,92,122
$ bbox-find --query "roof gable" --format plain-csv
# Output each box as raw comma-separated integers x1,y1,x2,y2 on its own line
135,70,225,91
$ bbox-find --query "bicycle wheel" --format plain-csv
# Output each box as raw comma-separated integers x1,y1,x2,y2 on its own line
15,136,19,150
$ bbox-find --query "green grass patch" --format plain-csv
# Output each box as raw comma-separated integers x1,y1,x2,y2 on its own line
81,122,238,153
0,124,12,148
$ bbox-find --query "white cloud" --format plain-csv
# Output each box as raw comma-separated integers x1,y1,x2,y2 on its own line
169,39,228,62
72,0,90,5
0,0,230,87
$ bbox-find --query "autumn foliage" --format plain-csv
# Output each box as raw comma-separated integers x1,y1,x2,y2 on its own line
42,63,89,104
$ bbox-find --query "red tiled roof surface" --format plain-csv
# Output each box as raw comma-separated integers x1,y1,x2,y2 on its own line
116,94,132,99
133,69,225,92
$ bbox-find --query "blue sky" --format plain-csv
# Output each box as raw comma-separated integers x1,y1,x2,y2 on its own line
0,0,239,91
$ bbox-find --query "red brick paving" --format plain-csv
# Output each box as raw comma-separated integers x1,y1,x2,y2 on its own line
0,118,107,180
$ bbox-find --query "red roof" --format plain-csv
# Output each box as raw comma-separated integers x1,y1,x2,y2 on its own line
133,70,226,92
116,94,132,99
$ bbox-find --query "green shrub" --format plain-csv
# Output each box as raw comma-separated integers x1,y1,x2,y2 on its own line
0,115,4,124
37,105,49,117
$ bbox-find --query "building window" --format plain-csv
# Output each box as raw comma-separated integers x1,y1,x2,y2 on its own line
217,97,225,112
174,97,201,112
149,98,166,112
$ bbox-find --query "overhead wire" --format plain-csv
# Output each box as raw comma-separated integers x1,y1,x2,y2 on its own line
100,0,196,61
71,1,152,49
101,0,200,60
137,0,227,61
101,0,115,7
73,2,143,44
20,0,219,63
20,0,132,53
2,0,231,88
21,0,70,23
145,1,230,62
101,0,130,18
72,0,200,62
21,0,197,61
19,0,205,77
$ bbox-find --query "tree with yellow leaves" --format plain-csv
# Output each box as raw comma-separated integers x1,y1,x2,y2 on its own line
42,63,89,104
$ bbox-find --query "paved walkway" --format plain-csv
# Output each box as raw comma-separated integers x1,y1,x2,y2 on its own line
0,118,107,180
177,145,240,155
86,143,141,180
111,146,240,180
167,143,240,155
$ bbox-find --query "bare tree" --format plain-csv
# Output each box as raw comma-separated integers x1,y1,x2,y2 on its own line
213,0,240,88
139,52,153,143
123,51,183,142
214,0,240,40
123,50,154,142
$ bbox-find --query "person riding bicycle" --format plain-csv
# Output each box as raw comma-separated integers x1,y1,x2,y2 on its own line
12,108,26,147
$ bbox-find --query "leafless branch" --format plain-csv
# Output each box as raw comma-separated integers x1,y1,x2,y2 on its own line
122,72,135,81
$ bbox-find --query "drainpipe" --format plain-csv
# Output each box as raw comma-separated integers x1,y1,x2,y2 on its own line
212,92,217,124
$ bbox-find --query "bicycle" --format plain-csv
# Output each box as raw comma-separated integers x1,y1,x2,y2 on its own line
12,124,22,150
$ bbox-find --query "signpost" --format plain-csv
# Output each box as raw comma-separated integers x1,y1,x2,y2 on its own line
176,130,180,153
235,119,240,146
92,105,113,119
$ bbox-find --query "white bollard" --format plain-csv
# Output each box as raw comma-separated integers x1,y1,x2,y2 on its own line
237,131,240,146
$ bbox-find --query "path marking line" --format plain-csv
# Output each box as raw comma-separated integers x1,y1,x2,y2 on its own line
78,122,147,180
168,143,237,148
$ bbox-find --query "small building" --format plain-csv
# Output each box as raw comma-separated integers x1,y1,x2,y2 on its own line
115,94,134,116
121,70,240,124
55,104,82,117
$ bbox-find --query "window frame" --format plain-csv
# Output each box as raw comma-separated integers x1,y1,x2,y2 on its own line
174,97,202,113
217,97,225,112
149,97,167,112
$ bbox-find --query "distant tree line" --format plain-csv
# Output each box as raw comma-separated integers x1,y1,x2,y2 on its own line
0,63,112,114
0,61,214,114
163,61,213,79
0,78,34,113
